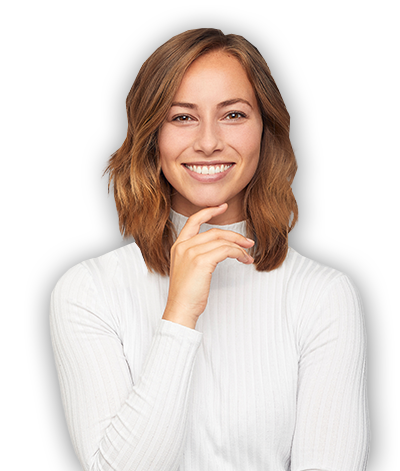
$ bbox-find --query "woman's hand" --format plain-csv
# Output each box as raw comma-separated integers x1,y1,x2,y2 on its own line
162,203,255,329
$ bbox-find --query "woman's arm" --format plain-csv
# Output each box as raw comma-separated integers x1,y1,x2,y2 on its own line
162,204,254,329
290,274,370,471
50,262,202,471
50,205,253,470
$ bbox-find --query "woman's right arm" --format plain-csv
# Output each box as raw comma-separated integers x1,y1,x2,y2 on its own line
163,204,254,329
50,204,254,471
50,263,203,471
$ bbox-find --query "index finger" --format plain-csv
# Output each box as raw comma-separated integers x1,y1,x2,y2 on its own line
176,203,228,242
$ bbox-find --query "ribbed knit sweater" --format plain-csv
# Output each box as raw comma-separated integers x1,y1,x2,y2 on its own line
49,208,369,471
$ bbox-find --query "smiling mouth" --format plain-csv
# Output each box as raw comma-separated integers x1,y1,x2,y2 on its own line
184,163,234,175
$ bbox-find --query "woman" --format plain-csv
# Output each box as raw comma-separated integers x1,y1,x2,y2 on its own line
50,28,369,470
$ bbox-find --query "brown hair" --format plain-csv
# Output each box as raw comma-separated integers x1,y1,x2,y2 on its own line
104,28,298,275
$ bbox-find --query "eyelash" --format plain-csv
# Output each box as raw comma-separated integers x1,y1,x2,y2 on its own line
225,112,247,120
172,111,247,122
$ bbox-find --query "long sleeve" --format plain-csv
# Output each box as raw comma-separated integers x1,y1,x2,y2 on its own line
49,262,202,471
290,274,370,471
49,222,369,470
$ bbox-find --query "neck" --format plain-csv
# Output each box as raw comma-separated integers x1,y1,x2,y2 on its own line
171,192,245,225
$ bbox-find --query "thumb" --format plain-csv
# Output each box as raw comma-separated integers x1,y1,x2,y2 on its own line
176,204,228,242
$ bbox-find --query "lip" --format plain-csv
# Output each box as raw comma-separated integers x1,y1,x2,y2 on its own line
182,163,235,182
183,161,235,166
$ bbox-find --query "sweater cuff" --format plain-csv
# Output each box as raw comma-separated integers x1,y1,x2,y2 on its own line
158,318,203,343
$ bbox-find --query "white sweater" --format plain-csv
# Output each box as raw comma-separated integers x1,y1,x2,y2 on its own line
50,208,369,471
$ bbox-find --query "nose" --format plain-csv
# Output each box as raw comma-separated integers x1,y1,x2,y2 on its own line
193,120,224,156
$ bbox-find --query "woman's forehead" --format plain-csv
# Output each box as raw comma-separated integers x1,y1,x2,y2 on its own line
173,51,256,105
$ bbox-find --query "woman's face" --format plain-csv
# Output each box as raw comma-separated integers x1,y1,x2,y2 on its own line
158,50,263,224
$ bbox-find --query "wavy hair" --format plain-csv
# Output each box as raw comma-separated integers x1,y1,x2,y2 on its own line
104,28,298,275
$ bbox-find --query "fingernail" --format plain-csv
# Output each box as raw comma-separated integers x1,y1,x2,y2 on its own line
246,238,255,243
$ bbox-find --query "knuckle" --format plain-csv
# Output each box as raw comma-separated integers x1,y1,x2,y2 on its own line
172,241,184,256
209,228,224,239
186,246,197,258
192,254,204,267
187,212,200,223
220,244,232,254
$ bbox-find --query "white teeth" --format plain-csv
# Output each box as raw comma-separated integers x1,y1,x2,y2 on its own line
185,164,233,175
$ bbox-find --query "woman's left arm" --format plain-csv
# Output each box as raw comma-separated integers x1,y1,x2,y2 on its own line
291,274,370,471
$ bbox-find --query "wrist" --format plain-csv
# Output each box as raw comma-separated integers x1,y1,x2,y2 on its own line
162,308,197,330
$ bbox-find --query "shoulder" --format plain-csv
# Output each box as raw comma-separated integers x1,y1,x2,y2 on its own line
285,246,344,279
50,242,148,323
53,241,146,290
285,246,357,294
283,247,362,322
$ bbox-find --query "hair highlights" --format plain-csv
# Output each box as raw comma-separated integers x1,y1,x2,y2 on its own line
105,28,298,275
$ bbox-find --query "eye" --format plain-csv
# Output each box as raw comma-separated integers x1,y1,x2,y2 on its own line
173,115,193,122
225,112,247,120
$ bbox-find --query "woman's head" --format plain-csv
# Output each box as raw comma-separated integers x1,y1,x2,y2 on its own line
105,28,298,274
158,49,263,225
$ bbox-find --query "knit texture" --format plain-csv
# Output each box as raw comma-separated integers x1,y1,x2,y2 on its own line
50,208,369,470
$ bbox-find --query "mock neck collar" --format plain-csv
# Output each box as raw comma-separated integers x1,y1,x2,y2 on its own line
169,208,247,238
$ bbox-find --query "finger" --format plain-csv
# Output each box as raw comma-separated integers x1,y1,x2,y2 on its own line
179,227,255,249
176,204,228,242
195,243,254,266
184,239,254,263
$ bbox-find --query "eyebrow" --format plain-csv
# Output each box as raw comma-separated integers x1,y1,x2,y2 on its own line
170,98,253,110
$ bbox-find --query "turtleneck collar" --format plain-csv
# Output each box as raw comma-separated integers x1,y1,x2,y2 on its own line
169,208,247,238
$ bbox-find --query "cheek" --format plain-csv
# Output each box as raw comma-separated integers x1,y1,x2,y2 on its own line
158,127,182,187
228,125,262,160
158,125,188,165
158,127,170,161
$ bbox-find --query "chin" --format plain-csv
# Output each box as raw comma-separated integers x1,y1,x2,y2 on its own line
190,197,226,209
